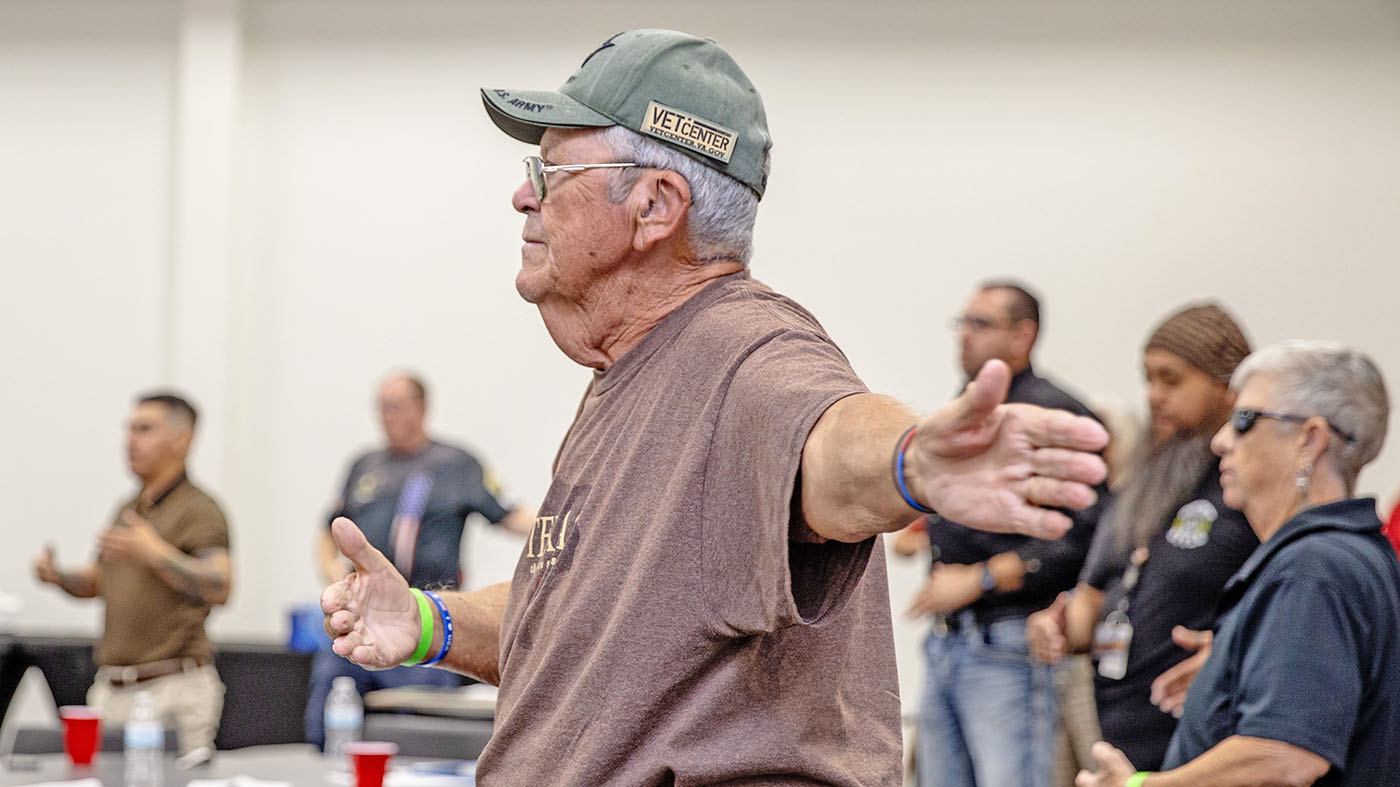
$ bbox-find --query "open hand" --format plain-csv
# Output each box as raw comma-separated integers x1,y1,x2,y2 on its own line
1150,626,1213,718
98,512,169,566
907,361,1108,540
321,517,421,669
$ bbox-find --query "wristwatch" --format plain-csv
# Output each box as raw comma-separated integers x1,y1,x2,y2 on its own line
980,562,997,593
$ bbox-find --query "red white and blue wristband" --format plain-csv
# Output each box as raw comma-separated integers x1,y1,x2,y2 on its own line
893,426,936,514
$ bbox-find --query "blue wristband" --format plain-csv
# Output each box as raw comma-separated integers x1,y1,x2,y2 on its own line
893,426,936,514
418,590,454,667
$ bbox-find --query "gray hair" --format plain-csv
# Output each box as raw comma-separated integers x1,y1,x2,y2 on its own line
1232,340,1390,492
595,125,766,266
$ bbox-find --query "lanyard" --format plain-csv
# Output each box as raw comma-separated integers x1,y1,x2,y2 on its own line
1096,546,1149,680
1110,546,1150,619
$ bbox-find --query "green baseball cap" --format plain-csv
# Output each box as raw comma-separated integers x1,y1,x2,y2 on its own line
482,29,772,199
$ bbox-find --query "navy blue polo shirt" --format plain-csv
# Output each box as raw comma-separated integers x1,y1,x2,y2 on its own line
1163,498,1400,785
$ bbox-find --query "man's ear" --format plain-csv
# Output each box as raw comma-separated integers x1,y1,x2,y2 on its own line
172,424,195,458
631,169,691,253
1010,319,1037,360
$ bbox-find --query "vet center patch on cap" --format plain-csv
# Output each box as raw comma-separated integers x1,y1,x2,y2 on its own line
481,29,773,198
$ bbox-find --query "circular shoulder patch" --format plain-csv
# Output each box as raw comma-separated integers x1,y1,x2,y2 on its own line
352,473,379,505
1166,498,1218,550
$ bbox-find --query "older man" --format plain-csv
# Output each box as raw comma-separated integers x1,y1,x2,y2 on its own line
1027,303,1258,774
322,29,1107,784
34,392,231,767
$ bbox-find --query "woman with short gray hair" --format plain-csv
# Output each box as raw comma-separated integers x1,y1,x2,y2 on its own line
1078,340,1400,787
1228,340,1388,495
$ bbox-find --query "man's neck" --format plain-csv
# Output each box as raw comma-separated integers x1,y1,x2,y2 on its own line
139,463,187,505
542,256,744,369
389,434,430,456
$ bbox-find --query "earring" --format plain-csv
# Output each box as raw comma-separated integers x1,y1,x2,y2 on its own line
1295,460,1313,497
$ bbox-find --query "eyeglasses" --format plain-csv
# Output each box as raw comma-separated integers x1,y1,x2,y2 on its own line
949,315,1014,333
523,156,640,202
1229,408,1357,443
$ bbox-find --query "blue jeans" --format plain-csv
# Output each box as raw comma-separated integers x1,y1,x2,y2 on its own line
304,649,466,749
917,614,1057,787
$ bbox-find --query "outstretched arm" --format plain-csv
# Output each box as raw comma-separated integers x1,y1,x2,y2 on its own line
34,545,101,598
1077,737,1329,787
322,517,510,685
800,360,1108,543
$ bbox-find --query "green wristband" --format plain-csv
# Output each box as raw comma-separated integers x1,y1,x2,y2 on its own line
1125,772,1153,787
401,588,435,666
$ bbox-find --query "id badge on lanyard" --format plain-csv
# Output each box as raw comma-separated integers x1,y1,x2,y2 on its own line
1094,610,1133,680
1093,546,1147,681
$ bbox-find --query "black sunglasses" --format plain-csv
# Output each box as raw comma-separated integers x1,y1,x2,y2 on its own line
1230,408,1357,443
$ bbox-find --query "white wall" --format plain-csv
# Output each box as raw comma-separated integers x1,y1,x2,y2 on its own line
4,0,1400,718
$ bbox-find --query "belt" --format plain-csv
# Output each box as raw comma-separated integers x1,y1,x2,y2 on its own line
101,657,210,687
933,608,1030,636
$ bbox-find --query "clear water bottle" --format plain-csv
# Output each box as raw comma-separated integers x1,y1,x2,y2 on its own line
323,676,363,758
124,690,164,787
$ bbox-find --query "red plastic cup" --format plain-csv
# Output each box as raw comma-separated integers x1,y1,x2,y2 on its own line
57,705,102,766
347,741,398,787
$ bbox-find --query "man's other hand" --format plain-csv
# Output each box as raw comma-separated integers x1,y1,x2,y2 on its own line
1076,741,1137,787
1150,626,1213,718
98,512,169,566
1028,592,1070,664
34,544,59,584
908,360,1108,539
322,517,420,669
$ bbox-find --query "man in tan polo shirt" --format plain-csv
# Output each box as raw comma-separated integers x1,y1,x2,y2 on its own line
35,392,232,766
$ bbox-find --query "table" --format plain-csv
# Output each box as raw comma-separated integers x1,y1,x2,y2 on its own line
0,635,312,749
0,744,472,786
0,744,327,786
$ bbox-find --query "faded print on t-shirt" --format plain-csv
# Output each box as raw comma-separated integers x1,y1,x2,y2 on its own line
478,273,902,786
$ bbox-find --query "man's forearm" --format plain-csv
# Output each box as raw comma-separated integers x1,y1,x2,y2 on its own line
1065,584,1103,654
55,567,99,598
1144,736,1329,787
432,582,511,685
151,548,231,606
800,393,917,543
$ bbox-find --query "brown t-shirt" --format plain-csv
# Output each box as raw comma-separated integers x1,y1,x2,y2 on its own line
96,475,230,666
478,273,902,786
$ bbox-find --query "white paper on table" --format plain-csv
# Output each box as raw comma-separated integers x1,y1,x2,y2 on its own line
187,776,292,787
324,769,472,786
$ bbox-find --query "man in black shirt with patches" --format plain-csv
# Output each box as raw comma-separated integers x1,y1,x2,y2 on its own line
1028,303,1257,772
910,281,1108,787
305,372,532,749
